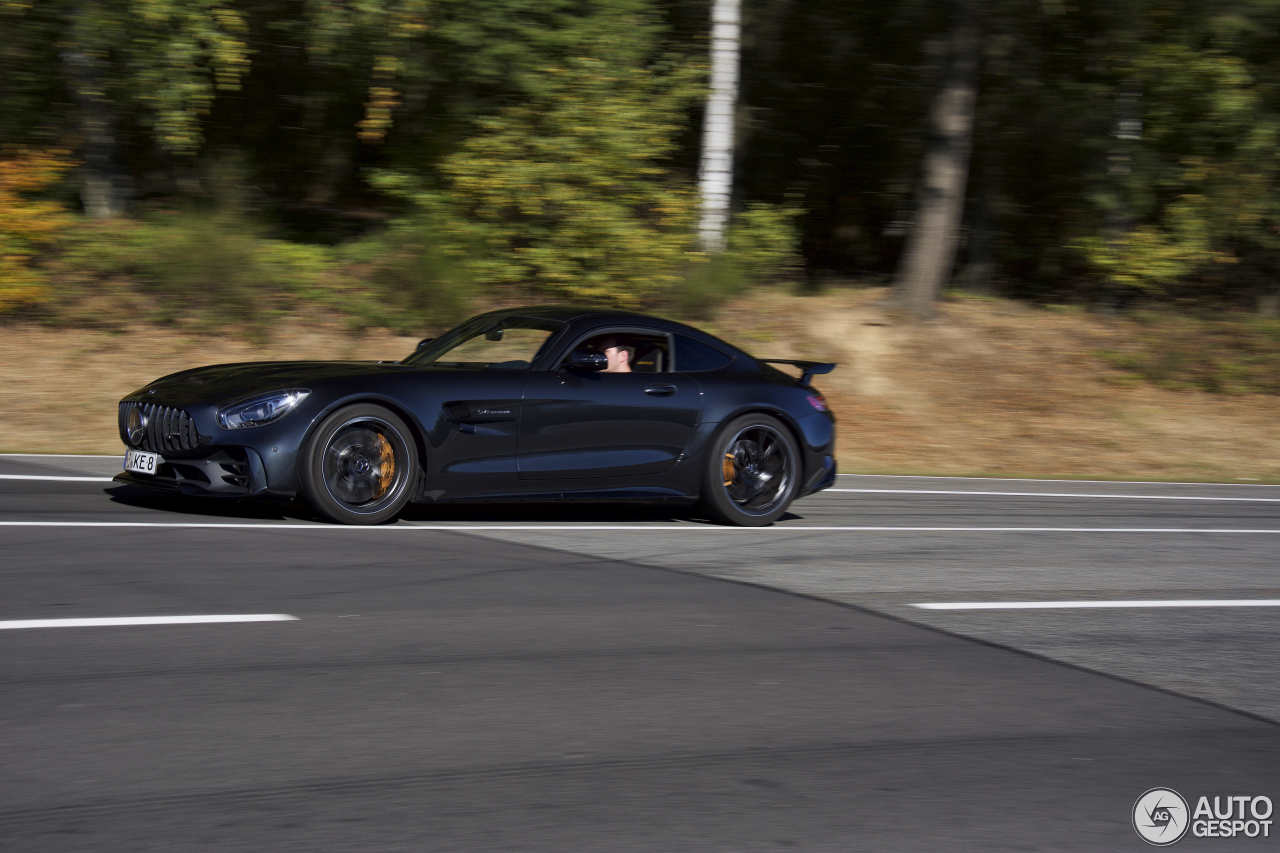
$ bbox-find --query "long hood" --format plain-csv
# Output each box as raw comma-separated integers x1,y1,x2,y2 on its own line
131,361,410,406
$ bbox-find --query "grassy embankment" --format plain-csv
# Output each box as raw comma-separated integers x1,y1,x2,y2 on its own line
3,283,1278,482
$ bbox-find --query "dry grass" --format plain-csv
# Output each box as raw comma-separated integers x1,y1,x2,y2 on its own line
0,321,421,455
3,288,1278,482
707,287,1280,482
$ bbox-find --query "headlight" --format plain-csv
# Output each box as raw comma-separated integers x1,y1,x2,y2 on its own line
218,390,310,429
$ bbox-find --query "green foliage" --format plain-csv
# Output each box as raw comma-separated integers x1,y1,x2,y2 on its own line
727,203,801,281
61,0,251,155
672,254,744,319
1075,222,1223,293
53,212,338,329
429,0,705,306
306,0,431,144
344,224,474,333
6,0,1280,323
1099,312,1280,394
672,204,801,318
73,212,279,325
1075,17,1280,296
46,210,475,335
130,0,251,153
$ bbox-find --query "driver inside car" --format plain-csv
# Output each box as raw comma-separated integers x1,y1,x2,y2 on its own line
597,336,634,373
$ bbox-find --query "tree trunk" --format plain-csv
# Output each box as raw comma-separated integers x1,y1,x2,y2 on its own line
894,6,980,319
697,0,740,254
62,21,126,219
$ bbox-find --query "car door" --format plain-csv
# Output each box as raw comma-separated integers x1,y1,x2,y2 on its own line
407,318,567,497
519,329,703,483
423,369,526,488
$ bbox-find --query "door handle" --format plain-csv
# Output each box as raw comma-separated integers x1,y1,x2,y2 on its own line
643,384,677,396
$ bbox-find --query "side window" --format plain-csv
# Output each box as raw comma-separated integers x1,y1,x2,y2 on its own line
568,331,671,373
674,334,733,372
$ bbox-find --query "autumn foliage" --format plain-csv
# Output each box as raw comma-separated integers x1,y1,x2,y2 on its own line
0,150,73,313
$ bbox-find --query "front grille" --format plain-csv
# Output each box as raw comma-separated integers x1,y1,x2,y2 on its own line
119,401,200,453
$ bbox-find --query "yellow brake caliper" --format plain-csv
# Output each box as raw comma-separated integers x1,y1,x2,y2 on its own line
722,452,736,487
375,433,396,498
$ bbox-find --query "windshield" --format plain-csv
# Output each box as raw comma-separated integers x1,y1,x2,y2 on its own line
404,316,564,369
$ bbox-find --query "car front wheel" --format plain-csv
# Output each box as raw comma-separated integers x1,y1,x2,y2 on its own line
300,403,417,524
701,413,800,526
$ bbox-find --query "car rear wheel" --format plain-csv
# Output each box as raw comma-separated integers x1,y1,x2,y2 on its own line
300,404,417,525
701,413,799,526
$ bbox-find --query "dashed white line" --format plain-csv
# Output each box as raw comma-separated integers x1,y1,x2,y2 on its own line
912,600,1280,611
825,488,1280,502
0,453,120,459
0,614,299,629
0,520,1277,533
0,474,115,482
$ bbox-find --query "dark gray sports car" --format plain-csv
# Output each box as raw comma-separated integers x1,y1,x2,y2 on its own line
116,306,836,525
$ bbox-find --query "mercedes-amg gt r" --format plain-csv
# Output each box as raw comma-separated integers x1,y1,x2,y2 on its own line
115,307,836,525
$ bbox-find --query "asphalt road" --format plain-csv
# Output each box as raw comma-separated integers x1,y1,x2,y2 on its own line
2,454,1279,851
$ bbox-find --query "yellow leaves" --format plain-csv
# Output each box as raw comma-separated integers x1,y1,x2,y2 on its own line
359,85,401,144
0,150,75,248
0,149,73,314
209,7,252,91
0,270,51,313
389,3,429,37
1078,223,1227,292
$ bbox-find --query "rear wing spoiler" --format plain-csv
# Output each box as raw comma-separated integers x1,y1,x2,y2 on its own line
759,359,836,387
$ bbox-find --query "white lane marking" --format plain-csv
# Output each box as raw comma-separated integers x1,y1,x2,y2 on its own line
0,474,115,483
0,453,120,459
837,473,1279,487
2,459,1273,488
0,520,1278,533
0,614,298,629
2,477,1275,500
913,600,1280,611
825,488,1280,502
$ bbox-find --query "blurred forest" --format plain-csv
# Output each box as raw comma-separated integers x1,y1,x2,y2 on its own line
2,0,1279,331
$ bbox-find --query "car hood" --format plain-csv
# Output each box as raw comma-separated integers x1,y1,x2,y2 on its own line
131,360,411,406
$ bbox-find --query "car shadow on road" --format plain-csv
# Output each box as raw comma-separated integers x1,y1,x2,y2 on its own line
104,485,786,525
104,485,300,520
403,504,804,525
399,502,694,524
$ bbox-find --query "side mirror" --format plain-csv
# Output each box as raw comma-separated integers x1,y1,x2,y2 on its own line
565,351,607,372
416,337,435,351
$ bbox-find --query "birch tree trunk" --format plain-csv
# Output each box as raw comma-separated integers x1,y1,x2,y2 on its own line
894,6,980,319
697,0,740,253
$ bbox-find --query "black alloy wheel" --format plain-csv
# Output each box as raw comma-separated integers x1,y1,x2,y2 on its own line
300,403,417,524
701,413,799,526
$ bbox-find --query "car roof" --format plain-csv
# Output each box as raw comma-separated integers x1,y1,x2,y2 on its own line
480,305,660,324
479,305,753,359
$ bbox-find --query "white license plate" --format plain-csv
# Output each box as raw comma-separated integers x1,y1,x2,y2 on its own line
124,449,162,475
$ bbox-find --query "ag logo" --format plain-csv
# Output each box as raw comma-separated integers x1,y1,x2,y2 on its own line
1134,788,1190,845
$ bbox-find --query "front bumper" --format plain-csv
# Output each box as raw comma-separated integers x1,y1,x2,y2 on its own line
112,446,273,497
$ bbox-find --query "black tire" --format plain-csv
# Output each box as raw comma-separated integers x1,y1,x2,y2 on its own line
299,403,417,525
700,413,800,526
